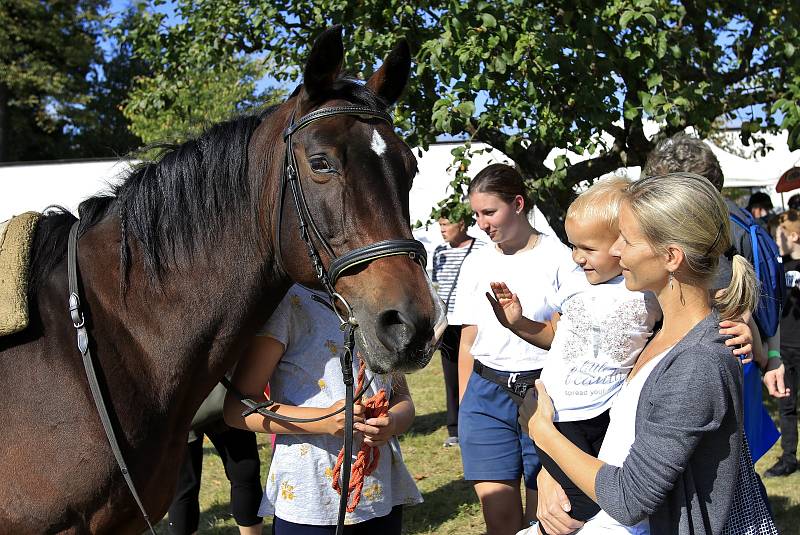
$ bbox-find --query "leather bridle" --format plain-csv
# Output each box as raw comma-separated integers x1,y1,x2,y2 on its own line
274,104,427,324
244,103,428,534
66,103,429,535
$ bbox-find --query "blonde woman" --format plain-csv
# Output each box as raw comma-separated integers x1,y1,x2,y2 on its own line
520,172,775,534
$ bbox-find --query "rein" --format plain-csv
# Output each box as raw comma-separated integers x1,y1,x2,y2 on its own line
64,103,428,534
67,222,157,535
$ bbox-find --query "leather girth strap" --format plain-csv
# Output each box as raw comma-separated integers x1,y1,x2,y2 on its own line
67,221,157,535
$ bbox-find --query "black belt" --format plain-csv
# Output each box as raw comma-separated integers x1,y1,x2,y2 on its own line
473,360,540,405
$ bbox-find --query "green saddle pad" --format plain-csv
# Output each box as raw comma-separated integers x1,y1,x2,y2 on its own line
0,212,41,336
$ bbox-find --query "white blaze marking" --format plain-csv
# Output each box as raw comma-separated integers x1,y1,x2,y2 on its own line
370,130,387,156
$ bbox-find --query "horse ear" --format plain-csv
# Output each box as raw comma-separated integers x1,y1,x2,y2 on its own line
303,26,345,101
366,39,411,107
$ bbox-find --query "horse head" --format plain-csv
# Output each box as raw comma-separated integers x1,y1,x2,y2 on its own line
265,27,445,374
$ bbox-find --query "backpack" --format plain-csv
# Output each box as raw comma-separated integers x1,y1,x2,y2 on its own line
729,210,786,338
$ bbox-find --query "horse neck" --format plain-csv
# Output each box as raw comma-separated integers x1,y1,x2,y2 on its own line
79,186,287,426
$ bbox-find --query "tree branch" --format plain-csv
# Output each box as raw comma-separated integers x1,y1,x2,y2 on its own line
563,150,625,188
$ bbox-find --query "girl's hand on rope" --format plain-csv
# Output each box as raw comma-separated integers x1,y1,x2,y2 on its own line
326,399,365,437
354,413,396,448
486,281,523,328
719,319,753,362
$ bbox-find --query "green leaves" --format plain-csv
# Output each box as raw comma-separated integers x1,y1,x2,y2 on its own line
87,0,800,235
0,0,133,160
456,101,476,118
620,11,635,29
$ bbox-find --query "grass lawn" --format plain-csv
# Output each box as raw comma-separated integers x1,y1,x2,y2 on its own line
154,358,800,534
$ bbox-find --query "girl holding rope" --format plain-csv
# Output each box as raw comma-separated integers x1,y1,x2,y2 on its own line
224,284,422,534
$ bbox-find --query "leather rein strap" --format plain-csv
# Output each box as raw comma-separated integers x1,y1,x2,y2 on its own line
67,221,157,535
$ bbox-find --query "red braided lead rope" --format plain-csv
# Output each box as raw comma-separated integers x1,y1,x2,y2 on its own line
331,358,389,512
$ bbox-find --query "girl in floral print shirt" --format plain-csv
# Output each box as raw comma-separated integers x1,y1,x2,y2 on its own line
224,284,422,534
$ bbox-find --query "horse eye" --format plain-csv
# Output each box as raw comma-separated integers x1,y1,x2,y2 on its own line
309,156,335,173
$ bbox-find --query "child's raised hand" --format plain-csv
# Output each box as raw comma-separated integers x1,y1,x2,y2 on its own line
486,281,523,328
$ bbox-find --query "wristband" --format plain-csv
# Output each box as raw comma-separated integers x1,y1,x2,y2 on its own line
768,350,781,360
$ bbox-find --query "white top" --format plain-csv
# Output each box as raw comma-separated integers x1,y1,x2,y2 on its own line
453,233,576,371
540,273,661,422
579,347,673,535
431,239,486,324
256,285,422,525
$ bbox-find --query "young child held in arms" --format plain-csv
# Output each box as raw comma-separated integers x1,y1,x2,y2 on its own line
488,177,751,534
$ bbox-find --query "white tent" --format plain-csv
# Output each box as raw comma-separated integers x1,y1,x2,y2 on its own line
0,148,557,264
543,127,800,207
2,128,798,252
0,159,134,220
600,132,800,189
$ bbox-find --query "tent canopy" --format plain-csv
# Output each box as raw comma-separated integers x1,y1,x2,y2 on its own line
2,128,798,253
0,159,133,221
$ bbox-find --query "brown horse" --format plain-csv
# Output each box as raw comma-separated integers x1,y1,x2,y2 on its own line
0,27,442,534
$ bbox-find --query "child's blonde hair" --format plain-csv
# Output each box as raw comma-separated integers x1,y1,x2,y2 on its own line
567,176,631,231
623,172,758,321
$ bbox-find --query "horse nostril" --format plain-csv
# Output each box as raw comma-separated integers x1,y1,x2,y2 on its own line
376,309,417,352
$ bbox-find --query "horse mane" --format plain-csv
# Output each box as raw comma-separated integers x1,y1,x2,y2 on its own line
27,77,389,295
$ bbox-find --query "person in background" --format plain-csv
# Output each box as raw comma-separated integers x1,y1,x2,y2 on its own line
765,209,800,477
747,191,774,232
642,133,786,396
168,385,264,535
431,207,485,448
788,194,800,211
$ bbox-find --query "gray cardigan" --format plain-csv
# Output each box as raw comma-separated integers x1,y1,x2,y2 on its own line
595,312,743,535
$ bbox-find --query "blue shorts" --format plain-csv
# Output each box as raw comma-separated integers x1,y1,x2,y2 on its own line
459,368,541,489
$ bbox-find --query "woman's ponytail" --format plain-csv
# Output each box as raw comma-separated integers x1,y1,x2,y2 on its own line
715,254,759,322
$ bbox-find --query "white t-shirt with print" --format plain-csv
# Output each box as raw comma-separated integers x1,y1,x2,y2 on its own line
453,233,577,372
540,272,661,422
257,285,422,525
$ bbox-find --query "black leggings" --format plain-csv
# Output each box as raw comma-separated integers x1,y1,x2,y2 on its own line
168,427,263,534
440,324,462,437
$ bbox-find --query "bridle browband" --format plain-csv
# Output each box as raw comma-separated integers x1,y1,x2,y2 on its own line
65,102,429,535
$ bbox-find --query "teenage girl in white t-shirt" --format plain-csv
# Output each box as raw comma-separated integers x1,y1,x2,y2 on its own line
453,163,576,535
